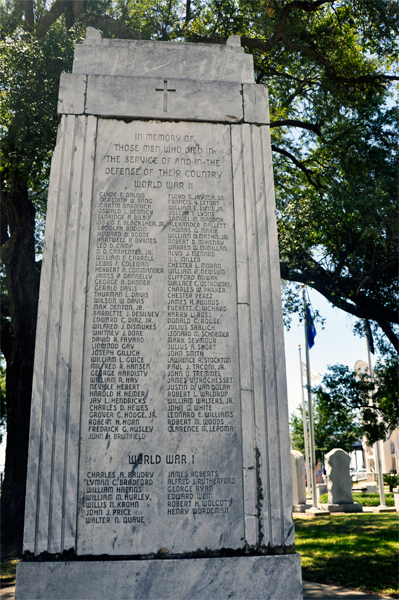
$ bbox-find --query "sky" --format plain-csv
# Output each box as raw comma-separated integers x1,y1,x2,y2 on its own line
0,287,372,472
284,287,372,419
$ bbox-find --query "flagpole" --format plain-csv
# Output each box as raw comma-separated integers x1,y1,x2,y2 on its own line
303,285,317,508
298,344,311,497
365,322,386,507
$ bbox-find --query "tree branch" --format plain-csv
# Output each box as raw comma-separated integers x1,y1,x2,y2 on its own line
190,37,397,87
279,32,399,85
377,320,399,354
270,119,322,136
189,0,332,50
185,0,191,25
271,144,321,188
270,0,333,35
280,258,399,325
72,1,141,39
356,257,399,293
0,187,10,249
35,0,66,37
189,0,396,88
21,0,34,30
65,1,75,31
258,65,318,87
65,0,396,87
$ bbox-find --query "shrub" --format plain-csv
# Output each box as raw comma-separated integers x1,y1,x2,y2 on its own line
383,473,399,492
319,493,394,507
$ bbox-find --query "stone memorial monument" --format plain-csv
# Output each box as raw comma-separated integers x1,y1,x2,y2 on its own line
16,29,302,599
291,450,309,512
320,448,362,513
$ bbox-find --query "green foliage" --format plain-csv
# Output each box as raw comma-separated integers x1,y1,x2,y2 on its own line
231,1,398,349
0,558,18,586
294,514,399,597
78,0,185,40
291,355,398,458
290,407,307,456
290,391,362,462
183,0,399,351
1,0,398,345
319,492,395,507
316,358,399,446
383,473,399,492
350,493,394,507
0,24,80,215
371,351,399,436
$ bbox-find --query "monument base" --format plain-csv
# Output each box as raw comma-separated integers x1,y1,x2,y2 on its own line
320,502,363,513
293,503,311,513
371,505,396,513
305,506,330,517
16,554,303,600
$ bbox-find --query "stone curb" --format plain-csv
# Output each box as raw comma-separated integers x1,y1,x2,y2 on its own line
1,582,394,600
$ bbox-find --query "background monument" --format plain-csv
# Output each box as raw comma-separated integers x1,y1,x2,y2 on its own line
16,29,302,599
291,450,309,513
320,448,362,513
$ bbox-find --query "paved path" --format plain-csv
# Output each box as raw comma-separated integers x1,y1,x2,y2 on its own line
302,581,392,599
0,582,392,599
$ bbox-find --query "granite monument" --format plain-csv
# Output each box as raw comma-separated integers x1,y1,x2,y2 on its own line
16,29,302,599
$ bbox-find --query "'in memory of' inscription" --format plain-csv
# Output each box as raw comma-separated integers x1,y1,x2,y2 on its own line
77,120,244,555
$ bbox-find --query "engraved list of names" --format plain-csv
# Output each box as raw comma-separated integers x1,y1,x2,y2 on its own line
78,120,244,555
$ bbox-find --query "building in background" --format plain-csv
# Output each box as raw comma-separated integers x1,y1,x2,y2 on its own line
363,428,399,474
349,439,365,472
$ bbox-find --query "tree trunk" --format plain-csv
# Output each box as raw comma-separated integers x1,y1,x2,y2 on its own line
1,181,40,556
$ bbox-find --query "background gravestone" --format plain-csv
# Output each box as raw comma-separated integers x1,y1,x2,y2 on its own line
16,29,302,599
320,448,362,513
291,450,308,512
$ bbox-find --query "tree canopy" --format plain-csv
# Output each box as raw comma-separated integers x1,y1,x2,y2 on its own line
291,355,399,462
1,0,398,552
2,0,398,350
317,356,399,446
290,397,362,464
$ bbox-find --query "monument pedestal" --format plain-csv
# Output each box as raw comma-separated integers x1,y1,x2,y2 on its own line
320,502,362,513
371,506,396,513
293,503,311,513
17,29,302,600
305,506,330,517
16,554,302,600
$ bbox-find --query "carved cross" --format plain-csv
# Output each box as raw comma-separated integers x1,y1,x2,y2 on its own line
156,80,176,113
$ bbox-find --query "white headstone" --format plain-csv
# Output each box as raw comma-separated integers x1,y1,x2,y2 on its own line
291,450,307,510
16,31,302,599
326,448,353,504
320,448,362,513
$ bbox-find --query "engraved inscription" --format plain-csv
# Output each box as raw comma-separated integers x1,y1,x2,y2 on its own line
78,120,243,556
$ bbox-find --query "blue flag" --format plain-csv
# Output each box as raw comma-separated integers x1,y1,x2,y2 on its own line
306,306,316,348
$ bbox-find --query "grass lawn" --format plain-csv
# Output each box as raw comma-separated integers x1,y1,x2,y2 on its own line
294,513,399,598
2,515,398,595
1,558,18,587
